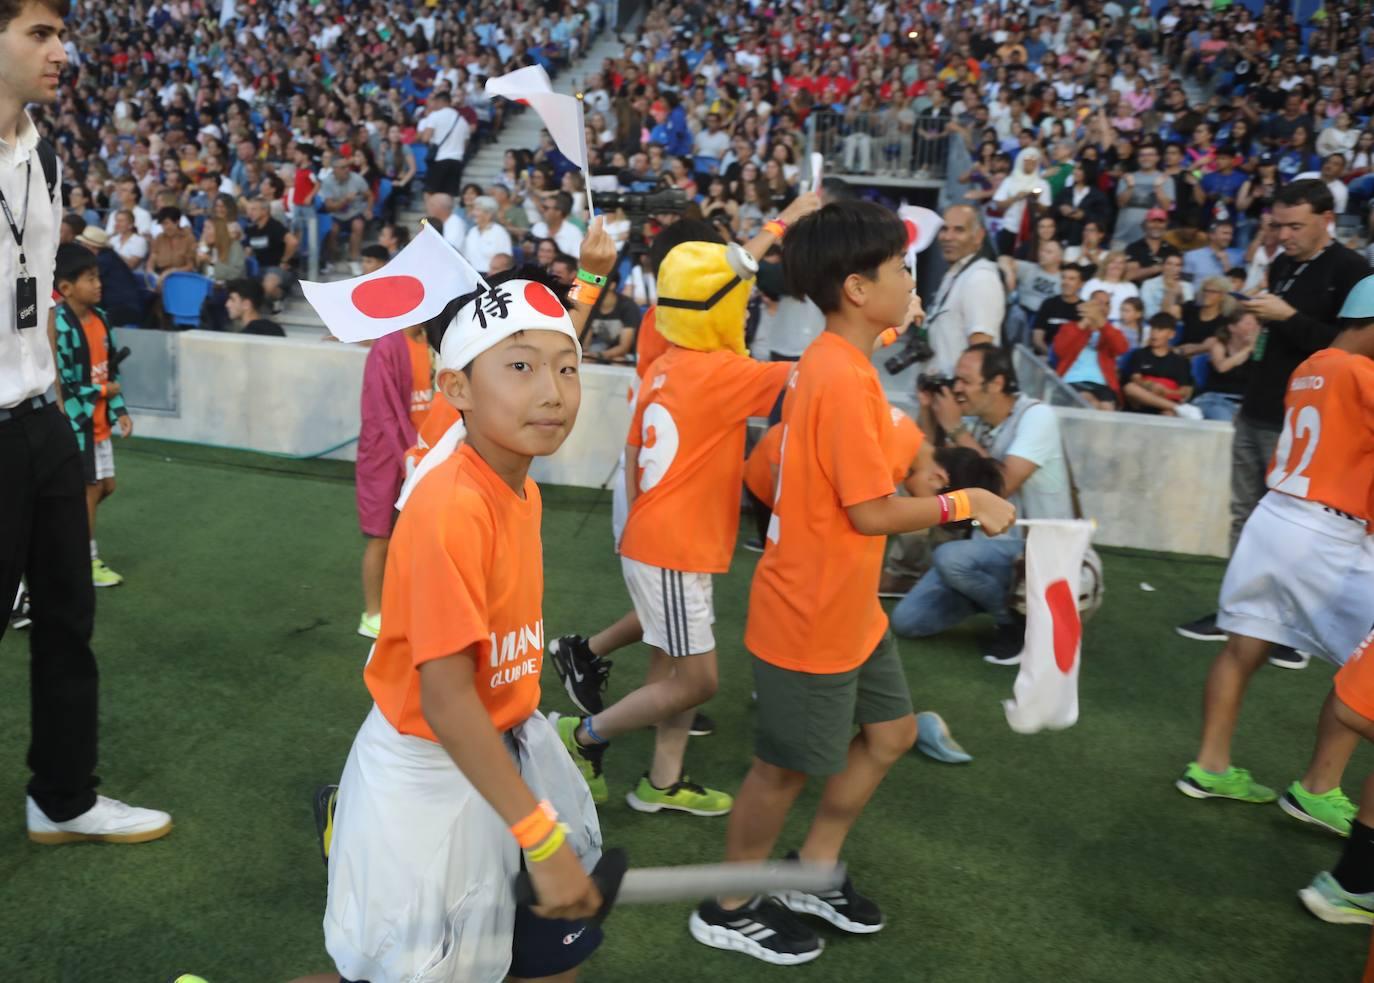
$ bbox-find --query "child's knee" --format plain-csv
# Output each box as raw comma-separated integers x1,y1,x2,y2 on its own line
753,758,808,791
102,478,116,498
677,653,718,706
864,714,918,763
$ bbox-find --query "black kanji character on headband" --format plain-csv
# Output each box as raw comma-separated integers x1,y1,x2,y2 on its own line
457,283,515,330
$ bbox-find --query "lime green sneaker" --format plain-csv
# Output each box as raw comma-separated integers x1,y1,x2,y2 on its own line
91,558,123,588
1176,762,1277,803
627,774,733,816
1299,871,1374,925
551,712,607,804
1280,781,1355,836
357,611,381,639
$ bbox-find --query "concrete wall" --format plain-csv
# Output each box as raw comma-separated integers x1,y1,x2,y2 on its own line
121,331,1231,557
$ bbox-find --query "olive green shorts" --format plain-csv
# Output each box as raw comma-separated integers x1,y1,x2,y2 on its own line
751,632,914,776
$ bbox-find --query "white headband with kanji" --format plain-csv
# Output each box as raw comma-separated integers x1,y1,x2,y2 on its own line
395,278,581,509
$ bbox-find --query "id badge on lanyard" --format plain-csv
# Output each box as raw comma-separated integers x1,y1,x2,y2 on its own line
0,162,37,330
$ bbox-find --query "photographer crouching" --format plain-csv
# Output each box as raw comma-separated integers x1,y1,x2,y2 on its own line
892,344,1072,664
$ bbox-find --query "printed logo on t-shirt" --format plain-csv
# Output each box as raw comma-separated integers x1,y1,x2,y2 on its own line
488,619,544,689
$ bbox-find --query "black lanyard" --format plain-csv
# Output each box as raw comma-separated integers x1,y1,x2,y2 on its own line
1273,245,1326,299
0,161,31,275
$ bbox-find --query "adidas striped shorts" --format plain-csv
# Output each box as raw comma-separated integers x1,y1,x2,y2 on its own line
620,556,716,657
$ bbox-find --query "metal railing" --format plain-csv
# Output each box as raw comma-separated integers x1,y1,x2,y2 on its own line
806,110,951,181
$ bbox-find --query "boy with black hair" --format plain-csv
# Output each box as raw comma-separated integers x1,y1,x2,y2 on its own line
224,277,285,337
1121,313,1195,414
358,243,390,276
690,202,1014,964
53,243,132,588
295,267,605,983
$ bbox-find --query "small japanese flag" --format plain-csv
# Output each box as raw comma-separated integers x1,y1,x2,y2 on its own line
485,66,588,169
1004,520,1094,734
898,204,943,269
299,224,485,344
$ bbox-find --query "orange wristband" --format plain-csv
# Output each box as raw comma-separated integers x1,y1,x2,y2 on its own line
764,219,787,239
570,280,602,307
510,800,558,848
947,489,973,523
878,327,899,347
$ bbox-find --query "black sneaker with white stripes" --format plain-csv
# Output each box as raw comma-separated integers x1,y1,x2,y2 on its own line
689,896,822,965
548,634,614,715
689,711,715,737
775,851,885,934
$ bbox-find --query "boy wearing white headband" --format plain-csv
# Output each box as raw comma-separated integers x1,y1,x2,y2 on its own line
299,258,606,983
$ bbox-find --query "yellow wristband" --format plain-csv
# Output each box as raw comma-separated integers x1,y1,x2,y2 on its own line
525,823,568,863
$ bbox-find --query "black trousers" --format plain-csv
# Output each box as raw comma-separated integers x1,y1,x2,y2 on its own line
0,402,100,821
426,157,466,197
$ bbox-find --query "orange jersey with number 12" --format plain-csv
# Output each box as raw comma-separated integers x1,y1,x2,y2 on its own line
1266,348,1374,526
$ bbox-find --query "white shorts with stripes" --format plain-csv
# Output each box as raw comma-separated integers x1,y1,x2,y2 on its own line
93,438,114,481
620,556,716,657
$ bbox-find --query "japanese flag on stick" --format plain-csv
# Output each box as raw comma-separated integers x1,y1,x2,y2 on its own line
1004,520,1094,734
897,204,942,272
485,66,593,214
299,224,486,344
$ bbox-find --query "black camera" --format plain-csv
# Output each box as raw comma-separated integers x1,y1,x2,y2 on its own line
916,372,955,395
883,328,935,375
597,188,691,218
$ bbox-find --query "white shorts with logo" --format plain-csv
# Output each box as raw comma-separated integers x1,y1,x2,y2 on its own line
93,438,114,481
1218,492,1374,665
620,555,716,657
324,705,602,983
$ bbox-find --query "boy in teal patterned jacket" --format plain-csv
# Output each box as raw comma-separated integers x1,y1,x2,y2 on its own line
54,244,132,588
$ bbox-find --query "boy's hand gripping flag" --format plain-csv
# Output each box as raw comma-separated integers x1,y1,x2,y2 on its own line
299,224,485,344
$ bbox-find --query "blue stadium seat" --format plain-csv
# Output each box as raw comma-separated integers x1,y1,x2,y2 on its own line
374,178,393,220
1118,349,1137,377
244,255,260,279
161,272,214,329
1191,352,1212,389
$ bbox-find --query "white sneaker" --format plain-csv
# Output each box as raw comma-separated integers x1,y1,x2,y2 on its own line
27,794,172,845
349,260,363,276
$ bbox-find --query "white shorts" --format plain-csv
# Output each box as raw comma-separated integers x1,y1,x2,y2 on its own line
93,438,114,481
1218,492,1374,665
620,555,716,657
324,706,602,983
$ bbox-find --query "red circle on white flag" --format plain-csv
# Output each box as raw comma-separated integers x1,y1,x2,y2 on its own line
524,281,564,318
904,219,918,248
1045,578,1081,674
352,275,425,320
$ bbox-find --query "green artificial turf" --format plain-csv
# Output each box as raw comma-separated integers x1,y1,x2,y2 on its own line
0,438,1367,981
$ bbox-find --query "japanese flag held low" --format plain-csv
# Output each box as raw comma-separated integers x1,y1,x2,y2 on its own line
897,205,943,268
299,224,485,344
485,65,588,168
1004,520,1095,734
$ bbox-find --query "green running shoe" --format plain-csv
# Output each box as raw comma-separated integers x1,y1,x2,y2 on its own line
1176,762,1277,803
1280,781,1355,836
551,712,607,804
91,557,123,588
627,774,733,816
1299,871,1374,925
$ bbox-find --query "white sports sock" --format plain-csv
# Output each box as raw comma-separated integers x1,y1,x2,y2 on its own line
90,539,97,560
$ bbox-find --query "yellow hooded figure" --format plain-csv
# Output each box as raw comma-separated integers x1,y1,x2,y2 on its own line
654,241,758,357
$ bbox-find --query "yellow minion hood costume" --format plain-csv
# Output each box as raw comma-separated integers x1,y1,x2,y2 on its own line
654,241,759,356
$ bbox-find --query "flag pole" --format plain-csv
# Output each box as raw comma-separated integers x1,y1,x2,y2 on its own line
577,92,595,219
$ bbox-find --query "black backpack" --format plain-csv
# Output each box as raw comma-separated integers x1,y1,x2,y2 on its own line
35,138,59,203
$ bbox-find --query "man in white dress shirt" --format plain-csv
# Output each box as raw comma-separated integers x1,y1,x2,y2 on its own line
0,0,170,846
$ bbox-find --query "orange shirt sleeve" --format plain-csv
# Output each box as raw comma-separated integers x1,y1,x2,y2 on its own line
815,371,896,508
714,355,793,421
405,487,496,670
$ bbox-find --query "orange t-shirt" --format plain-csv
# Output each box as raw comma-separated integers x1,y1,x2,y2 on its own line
745,409,924,508
406,334,435,433
635,306,668,379
365,442,545,739
81,312,111,442
619,346,792,573
745,331,898,674
1336,626,1374,730
1265,348,1374,524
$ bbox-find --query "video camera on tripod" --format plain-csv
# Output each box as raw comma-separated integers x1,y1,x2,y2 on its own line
594,187,691,258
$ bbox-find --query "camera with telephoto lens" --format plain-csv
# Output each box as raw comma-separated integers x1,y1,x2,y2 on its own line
917,372,955,395
597,188,691,220
883,327,935,375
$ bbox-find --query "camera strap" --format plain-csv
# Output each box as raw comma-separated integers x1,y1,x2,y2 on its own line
925,255,980,328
